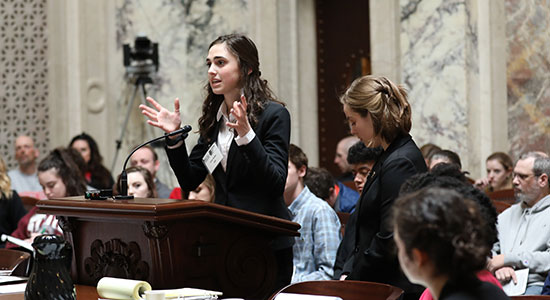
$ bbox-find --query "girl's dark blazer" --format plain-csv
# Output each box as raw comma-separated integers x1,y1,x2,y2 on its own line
347,133,427,293
166,101,293,250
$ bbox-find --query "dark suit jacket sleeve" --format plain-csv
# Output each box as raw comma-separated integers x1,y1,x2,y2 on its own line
238,104,290,196
357,156,419,274
165,136,209,192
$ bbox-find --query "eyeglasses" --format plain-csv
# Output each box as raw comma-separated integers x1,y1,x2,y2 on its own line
513,172,536,181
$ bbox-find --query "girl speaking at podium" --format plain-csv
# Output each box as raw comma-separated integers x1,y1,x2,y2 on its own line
140,34,293,291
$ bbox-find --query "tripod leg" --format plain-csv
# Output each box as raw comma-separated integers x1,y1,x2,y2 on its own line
111,83,140,172
137,83,158,142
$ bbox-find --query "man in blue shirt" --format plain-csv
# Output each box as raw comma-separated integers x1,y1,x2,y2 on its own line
284,144,341,282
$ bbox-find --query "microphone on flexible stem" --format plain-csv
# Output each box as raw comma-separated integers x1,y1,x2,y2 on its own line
114,125,192,200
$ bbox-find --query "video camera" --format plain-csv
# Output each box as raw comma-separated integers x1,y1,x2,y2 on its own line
123,35,159,76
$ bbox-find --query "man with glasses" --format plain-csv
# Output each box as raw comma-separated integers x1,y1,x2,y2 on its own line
488,152,550,295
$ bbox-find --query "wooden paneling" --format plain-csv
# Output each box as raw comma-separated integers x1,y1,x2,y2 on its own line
316,0,371,176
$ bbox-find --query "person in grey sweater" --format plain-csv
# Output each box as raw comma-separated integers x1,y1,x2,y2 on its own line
489,152,550,295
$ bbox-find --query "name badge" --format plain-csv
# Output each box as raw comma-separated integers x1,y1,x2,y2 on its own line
203,143,223,174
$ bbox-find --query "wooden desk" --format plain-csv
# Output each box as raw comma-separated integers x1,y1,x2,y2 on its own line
38,197,300,299
0,285,98,300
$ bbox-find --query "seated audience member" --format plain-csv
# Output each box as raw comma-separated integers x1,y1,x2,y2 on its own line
347,142,383,194
285,144,341,282
0,155,27,248
420,143,441,169
398,168,502,300
7,148,87,248
489,153,550,295
304,167,337,206
114,166,157,198
475,152,514,192
8,135,45,199
429,162,469,183
393,188,509,300
169,174,215,202
169,187,183,200
69,133,114,190
333,135,359,181
429,149,462,171
304,167,358,213
129,145,172,198
332,143,382,279
188,174,215,202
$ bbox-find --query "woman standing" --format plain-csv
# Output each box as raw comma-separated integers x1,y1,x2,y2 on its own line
339,75,427,299
140,34,293,290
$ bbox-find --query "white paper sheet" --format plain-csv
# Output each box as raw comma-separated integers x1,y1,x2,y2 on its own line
0,282,27,294
275,293,343,300
502,268,529,296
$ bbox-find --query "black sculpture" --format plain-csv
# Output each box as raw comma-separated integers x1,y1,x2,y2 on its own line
25,235,76,300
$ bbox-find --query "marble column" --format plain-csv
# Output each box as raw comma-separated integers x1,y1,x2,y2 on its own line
505,0,550,158
48,0,118,166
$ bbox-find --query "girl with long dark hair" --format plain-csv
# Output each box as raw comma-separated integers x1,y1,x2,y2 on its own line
69,133,114,190
140,34,293,291
8,148,87,247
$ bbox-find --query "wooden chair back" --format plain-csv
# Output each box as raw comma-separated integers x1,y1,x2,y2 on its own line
492,200,512,214
488,188,515,204
0,249,31,276
269,280,404,300
20,196,39,212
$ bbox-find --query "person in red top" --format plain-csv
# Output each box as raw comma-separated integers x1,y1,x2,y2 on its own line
7,148,86,248
69,133,114,190
399,165,504,300
394,188,509,300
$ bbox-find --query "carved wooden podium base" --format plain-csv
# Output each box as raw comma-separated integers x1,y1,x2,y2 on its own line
38,197,299,299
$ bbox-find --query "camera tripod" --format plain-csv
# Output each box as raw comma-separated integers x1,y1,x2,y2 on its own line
111,74,154,172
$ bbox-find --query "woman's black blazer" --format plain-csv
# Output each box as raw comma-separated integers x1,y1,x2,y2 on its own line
166,101,293,249
347,133,427,293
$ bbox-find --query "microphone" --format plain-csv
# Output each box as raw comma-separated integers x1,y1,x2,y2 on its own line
114,125,192,199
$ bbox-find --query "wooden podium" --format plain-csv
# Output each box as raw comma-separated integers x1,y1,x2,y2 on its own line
37,197,300,299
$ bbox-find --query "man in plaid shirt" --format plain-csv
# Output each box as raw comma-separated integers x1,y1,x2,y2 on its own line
284,144,341,282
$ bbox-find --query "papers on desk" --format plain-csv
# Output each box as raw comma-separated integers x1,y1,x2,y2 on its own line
502,268,529,296
97,277,222,300
275,293,343,300
0,282,27,294
0,276,27,285
155,288,222,299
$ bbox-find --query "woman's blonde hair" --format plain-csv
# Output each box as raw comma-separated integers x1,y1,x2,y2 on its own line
202,174,215,202
340,75,412,144
0,155,13,198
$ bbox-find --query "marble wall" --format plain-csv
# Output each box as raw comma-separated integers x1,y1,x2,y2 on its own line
397,0,550,177
400,0,476,170
505,0,550,159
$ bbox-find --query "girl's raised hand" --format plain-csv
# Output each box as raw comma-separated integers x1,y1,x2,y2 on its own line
140,97,182,133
